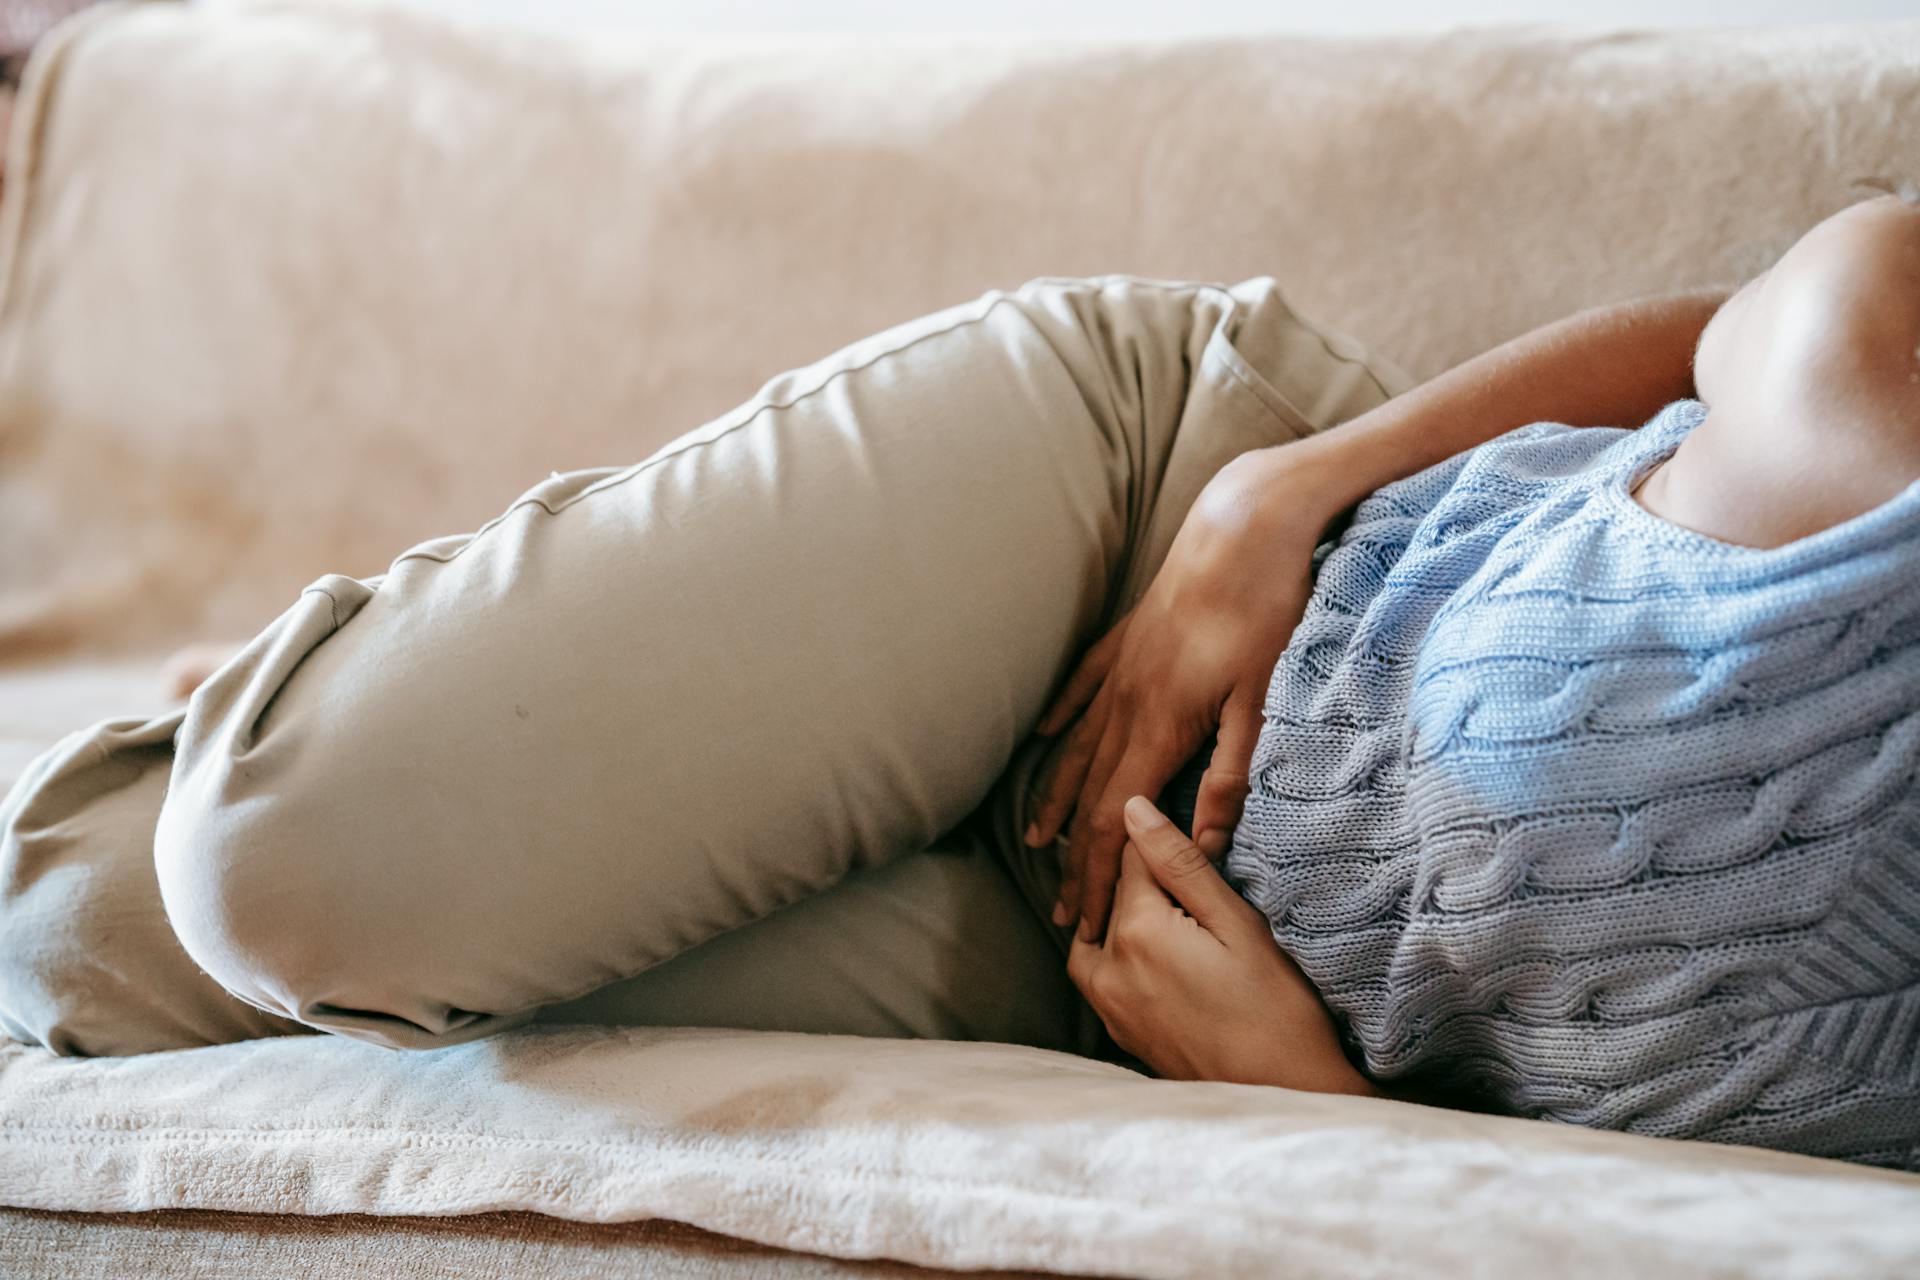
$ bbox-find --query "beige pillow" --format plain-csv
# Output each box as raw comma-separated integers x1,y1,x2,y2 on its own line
1,2,1915,658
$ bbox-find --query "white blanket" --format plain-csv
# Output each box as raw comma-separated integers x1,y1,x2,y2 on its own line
5,1025,1919,1277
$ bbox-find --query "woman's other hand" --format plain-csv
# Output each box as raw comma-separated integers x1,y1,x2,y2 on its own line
1023,289,1726,943
1024,443,1335,940
1066,796,1375,1095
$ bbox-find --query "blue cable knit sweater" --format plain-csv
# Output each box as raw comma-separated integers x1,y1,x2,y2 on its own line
1170,400,1920,1169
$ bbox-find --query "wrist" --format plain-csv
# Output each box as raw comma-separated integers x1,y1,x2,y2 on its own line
1259,397,1443,529
1252,410,1417,535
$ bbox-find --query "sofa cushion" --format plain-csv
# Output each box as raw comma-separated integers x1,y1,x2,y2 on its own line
1,3,1916,655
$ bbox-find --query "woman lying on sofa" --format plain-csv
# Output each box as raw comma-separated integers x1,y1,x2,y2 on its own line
2,189,1915,1171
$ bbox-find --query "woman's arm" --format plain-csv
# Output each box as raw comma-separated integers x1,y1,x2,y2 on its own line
1029,288,1730,943
1274,288,1728,525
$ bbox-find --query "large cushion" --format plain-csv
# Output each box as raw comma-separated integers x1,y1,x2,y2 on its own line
1,2,1917,658
5,1026,1920,1278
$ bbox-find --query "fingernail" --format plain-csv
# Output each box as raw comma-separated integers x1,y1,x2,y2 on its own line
1078,919,1097,943
1197,829,1229,857
1024,823,1041,846
1051,900,1069,927
1124,795,1165,827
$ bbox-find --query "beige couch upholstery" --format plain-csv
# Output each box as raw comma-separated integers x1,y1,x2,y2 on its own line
2,3,1918,1276
6,2,1916,662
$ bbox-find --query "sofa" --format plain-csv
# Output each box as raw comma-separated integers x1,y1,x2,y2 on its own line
2,2,1918,1275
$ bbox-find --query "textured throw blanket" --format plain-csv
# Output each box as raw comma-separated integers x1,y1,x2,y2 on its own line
5,1026,1920,1278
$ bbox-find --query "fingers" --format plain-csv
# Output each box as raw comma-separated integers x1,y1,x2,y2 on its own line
1066,849,1172,1033
1028,615,1136,852
1059,710,1128,932
1035,612,1131,738
1190,692,1262,859
1066,926,1098,995
1025,682,1113,850
1109,843,1173,938
1122,795,1255,940
1072,743,1183,942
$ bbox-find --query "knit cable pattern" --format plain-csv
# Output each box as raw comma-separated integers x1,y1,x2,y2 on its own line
1223,400,1920,1169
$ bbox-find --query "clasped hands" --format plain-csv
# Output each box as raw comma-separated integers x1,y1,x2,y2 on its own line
1021,438,1377,1092
1066,794,1378,1095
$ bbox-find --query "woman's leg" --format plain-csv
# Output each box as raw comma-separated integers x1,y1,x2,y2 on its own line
0,710,312,1055
530,817,1110,1056
140,275,1400,1051
1,698,1114,1056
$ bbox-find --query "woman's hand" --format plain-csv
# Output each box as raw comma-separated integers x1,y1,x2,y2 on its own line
1024,443,1338,941
1023,290,1723,944
1066,795,1377,1095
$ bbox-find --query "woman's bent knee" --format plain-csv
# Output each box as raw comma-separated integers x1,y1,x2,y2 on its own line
153,766,527,1050
151,575,522,1049
152,771,328,1026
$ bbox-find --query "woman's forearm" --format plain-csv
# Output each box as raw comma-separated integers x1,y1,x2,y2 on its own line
1276,288,1729,525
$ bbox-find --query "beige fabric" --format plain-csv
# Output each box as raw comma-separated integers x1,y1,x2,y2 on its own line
4,3,1920,1276
0,657,171,786
0,1207,998,1280
2,3,1917,658
0,708,309,1052
5,1027,1920,1278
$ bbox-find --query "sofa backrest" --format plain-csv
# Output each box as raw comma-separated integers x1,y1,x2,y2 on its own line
3,0,1916,651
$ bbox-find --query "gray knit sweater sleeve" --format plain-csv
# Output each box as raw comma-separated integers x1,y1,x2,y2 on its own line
1219,401,1920,1170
